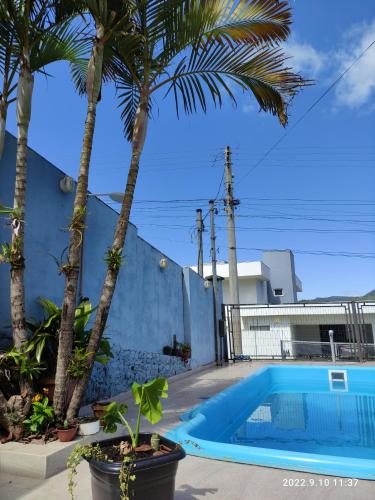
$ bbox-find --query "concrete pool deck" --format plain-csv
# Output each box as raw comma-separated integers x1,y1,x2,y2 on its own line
1,360,375,499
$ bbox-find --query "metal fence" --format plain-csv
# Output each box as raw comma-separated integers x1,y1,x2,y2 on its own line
223,301,375,362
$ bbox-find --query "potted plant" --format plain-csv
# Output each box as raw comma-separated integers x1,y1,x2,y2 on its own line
67,377,185,500
180,343,191,364
56,419,78,442
23,393,55,438
77,416,100,436
162,345,173,356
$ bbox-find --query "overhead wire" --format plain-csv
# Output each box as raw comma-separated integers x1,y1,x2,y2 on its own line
237,38,375,183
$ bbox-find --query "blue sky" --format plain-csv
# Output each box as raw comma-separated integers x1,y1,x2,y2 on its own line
5,0,375,299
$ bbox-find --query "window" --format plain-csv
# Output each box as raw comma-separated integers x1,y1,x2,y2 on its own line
241,317,270,331
249,325,270,331
274,288,284,296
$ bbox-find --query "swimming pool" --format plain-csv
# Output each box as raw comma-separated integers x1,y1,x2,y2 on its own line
167,365,375,479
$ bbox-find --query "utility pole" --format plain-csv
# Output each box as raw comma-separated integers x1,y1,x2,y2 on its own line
196,209,204,277
224,145,242,356
209,200,221,365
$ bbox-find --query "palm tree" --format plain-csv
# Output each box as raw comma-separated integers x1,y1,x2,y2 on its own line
0,25,18,159
52,0,136,417
66,0,306,419
0,1,87,390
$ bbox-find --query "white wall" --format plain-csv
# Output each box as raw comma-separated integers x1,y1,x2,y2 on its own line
240,314,293,358
223,277,267,304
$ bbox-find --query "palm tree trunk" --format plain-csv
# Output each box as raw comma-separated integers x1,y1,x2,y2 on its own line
53,32,104,417
0,97,8,159
67,95,149,419
11,63,34,350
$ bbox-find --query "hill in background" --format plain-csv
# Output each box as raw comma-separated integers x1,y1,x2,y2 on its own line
300,289,375,303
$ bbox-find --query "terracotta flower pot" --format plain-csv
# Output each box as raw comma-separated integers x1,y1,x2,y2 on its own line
91,402,111,425
56,426,78,442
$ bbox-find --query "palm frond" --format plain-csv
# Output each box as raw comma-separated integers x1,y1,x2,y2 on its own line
116,69,141,141
150,0,292,70
202,0,291,45
114,0,306,136
30,21,90,72
155,41,305,125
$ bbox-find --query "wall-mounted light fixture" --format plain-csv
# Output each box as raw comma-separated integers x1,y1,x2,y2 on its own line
159,257,168,269
204,280,211,289
59,175,74,194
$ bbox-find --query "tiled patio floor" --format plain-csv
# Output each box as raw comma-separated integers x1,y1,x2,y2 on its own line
1,361,374,499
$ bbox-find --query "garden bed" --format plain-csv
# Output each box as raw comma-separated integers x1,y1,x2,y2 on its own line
0,426,125,479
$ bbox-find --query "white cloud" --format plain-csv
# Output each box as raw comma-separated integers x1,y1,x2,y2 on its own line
334,19,375,108
284,40,326,77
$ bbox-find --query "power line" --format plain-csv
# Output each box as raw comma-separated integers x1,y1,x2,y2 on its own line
105,196,375,204
135,222,375,234
237,247,375,260
238,38,375,183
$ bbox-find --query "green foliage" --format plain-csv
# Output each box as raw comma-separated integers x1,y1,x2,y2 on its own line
1,345,45,380
102,401,130,434
0,204,16,215
102,377,168,448
115,0,306,142
0,2,90,122
119,456,136,500
105,248,124,272
25,298,113,376
0,239,23,267
67,347,91,378
132,377,168,426
67,378,168,500
67,443,106,500
23,396,55,434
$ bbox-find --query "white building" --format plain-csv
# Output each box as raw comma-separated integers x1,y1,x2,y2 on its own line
192,250,375,360
192,249,303,305
236,302,375,360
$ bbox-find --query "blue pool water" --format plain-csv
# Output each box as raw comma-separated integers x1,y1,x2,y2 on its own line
227,392,375,459
167,366,375,479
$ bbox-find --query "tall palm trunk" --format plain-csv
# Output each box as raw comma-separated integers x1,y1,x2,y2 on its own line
53,28,105,417
67,94,149,419
11,58,34,350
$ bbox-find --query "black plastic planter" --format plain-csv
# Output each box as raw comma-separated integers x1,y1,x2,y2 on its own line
87,433,185,500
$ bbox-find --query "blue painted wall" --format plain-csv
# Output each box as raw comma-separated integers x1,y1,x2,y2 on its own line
0,132,217,398
183,268,217,368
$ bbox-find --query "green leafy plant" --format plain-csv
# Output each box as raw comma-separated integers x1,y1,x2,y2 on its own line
0,239,23,267
67,443,106,499
102,378,168,448
1,345,46,380
67,347,92,378
105,248,124,272
23,396,55,434
24,298,113,377
67,378,169,500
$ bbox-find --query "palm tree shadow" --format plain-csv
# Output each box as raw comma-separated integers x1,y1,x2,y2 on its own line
175,484,218,499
